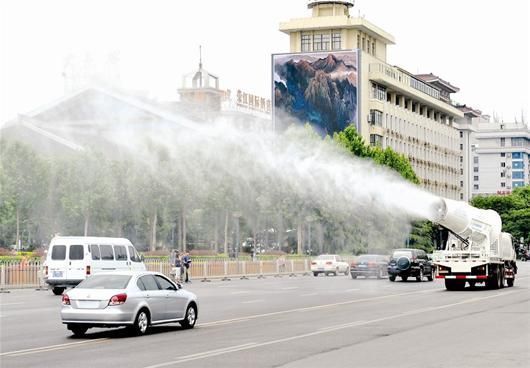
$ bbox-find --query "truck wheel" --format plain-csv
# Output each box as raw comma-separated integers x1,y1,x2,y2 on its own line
507,277,514,287
401,276,408,282
389,275,396,282
351,274,357,279
52,287,65,295
313,272,318,277
499,267,505,289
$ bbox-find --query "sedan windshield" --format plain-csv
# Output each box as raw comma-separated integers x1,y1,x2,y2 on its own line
76,275,131,289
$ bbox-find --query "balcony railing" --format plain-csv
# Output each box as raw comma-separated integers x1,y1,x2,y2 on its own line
369,63,440,100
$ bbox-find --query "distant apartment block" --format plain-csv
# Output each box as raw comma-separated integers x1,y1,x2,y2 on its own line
457,106,529,200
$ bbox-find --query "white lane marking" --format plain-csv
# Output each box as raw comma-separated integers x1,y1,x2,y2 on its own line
241,299,263,304
0,302,25,306
144,343,259,368
230,290,251,295
197,289,437,328
345,288,360,292
300,293,318,297
0,338,109,357
145,289,524,367
281,287,299,290
200,318,252,327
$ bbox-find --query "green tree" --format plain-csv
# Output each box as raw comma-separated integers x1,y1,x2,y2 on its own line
471,186,530,244
0,139,49,247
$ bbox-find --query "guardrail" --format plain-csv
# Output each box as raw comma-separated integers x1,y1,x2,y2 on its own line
0,259,314,290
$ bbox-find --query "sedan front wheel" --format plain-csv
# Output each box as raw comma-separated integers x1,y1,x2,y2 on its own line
180,304,197,329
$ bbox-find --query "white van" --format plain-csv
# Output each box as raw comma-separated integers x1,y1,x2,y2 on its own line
43,236,146,295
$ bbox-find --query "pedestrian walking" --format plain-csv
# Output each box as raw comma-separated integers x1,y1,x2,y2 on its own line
182,252,192,283
170,250,182,283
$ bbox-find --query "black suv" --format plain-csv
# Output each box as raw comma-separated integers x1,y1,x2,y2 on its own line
387,248,434,282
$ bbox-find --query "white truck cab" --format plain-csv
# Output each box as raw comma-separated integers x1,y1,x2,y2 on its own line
43,236,146,295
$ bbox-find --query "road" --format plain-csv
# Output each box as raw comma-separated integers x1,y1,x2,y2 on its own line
1,263,529,368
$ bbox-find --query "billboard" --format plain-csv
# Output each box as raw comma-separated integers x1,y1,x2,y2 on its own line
272,50,359,135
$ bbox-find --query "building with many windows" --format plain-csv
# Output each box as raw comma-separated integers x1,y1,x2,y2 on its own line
278,0,464,199
457,107,529,200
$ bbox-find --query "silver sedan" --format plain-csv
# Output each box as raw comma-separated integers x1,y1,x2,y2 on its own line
60,271,198,336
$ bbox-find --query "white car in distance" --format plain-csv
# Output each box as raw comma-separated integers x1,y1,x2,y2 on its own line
311,254,350,276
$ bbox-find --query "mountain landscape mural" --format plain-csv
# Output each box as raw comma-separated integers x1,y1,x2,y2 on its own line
273,51,358,135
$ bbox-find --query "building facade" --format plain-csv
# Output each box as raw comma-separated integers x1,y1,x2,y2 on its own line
279,0,464,199
457,107,530,200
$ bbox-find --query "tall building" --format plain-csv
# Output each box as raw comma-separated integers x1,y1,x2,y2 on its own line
457,107,529,200
278,0,464,199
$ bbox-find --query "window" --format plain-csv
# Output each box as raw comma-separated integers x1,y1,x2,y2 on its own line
513,181,525,188
513,161,524,169
301,33,311,52
473,156,479,164
473,184,479,190
459,131,463,138
501,172,505,178
501,162,506,167
357,34,360,49
512,152,522,159
313,33,329,51
460,193,464,200
69,245,84,260
155,275,176,290
512,138,524,147
500,152,506,157
369,110,383,126
114,245,128,260
370,134,383,146
512,171,524,179
90,244,100,260
100,244,114,260
77,275,131,289
128,246,141,262
474,176,479,181
137,279,146,291
473,167,479,172
500,137,505,147
371,83,386,101
139,275,159,290
366,40,370,53
51,245,66,260
501,182,506,187
460,156,463,163
460,168,463,175
362,37,365,50
460,181,464,188
460,144,463,150
371,41,375,55
332,31,341,49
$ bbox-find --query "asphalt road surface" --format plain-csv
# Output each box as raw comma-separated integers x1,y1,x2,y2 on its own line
1,263,529,368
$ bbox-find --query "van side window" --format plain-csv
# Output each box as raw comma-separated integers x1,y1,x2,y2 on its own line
69,245,84,260
128,246,141,262
100,245,114,260
114,245,127,261
51,245,66,260
90,244,100,260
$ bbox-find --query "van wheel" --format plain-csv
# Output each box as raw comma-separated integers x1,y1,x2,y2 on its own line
180,304,197,329
130,309,150,336
52,287,65,295
389,275,396,282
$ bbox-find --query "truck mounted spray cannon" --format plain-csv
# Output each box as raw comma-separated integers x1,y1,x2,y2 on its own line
430,198,517,291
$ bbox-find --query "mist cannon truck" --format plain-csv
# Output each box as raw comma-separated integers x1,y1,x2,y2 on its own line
431,198,517,290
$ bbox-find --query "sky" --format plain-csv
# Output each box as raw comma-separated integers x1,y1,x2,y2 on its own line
1,0,529,125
